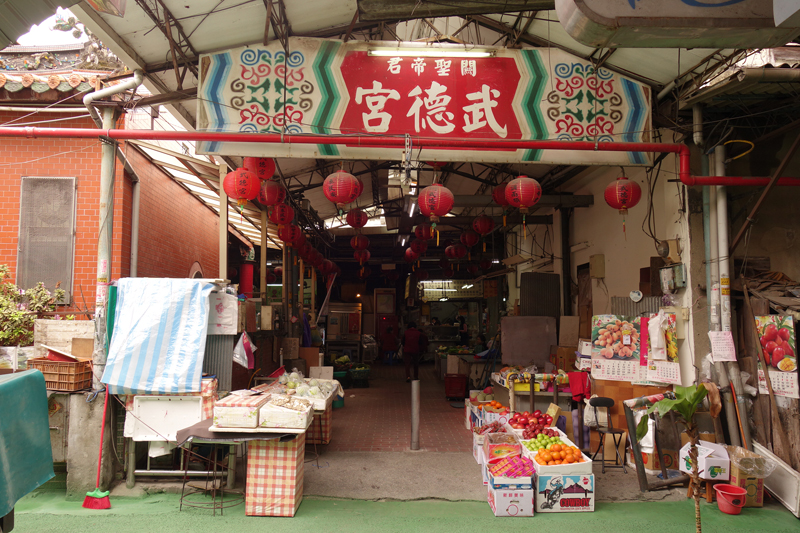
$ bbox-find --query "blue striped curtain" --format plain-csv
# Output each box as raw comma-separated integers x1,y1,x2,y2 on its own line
102,278,215,394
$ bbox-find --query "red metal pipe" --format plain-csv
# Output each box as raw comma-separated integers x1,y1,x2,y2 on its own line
1,126,797,186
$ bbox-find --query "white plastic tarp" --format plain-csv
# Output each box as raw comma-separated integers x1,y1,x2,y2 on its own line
102,278,215,394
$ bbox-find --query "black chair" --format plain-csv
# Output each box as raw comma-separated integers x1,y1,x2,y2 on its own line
589,397,628,474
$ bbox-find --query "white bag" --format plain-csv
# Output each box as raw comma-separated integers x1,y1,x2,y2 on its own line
583,395,608,428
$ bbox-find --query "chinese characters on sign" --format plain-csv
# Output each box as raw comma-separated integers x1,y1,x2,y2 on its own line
340,53,519,141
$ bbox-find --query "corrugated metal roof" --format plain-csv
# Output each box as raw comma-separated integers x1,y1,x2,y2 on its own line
1,43,84,53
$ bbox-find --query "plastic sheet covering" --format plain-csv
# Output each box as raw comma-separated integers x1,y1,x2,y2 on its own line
102,278,215,394
0,370,54,517
724,445,778,477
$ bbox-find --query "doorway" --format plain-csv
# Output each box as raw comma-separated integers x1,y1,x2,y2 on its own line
577,263,592,339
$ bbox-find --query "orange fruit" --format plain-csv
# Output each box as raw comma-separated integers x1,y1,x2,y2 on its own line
547,461,555,466
565,455,575,464
555,460,563,465
551,444,562,453
541,451,553,462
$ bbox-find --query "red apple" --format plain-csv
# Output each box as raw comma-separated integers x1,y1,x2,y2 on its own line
533,410,542,418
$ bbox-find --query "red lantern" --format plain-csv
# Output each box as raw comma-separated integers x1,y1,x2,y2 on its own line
404,248,419,263
472,215,494,236
416,269,429,281
604,176,642,215
418,183,454,226
358,266,372,280
415,224,434,241
492,182,509,207
439,257,450,269
309,251,324,268
466,263,479,276
323,170,360,211
268,203,294,225
278,224,304,247
320,260,335,275
355,177,364,197
460,230,480,248
350,235,370,251
298,242,314,261
445,245,467,260
243,157,276,181
346,208,369,229
266,270,277,283
258,180,285,206
410,239,428,255
480,259,492,272
223,168,260,207
505,176,542,213
274,266,283,277
354,249,371,265
386,271,400,282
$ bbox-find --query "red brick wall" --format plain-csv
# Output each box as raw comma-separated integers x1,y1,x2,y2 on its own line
124,144,219,279
0,110,219,315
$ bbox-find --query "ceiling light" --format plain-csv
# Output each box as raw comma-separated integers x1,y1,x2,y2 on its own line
408,201,416,217
356,293,361,298
401,237,407,246
369,49,494,58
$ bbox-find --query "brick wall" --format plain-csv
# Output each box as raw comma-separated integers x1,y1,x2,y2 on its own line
124,145,219,279
0,110,219,315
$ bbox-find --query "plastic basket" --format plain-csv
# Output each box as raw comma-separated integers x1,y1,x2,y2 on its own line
27,357,92,392
348,365,370,380
445,374,468,399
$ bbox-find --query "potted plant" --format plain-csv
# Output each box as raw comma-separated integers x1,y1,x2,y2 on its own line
636,383,721,533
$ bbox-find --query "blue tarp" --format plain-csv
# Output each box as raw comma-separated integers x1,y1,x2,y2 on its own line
102,278,215,394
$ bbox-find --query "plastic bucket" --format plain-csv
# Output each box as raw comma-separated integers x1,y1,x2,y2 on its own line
714,484,748,515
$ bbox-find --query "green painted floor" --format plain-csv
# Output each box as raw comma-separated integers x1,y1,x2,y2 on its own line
13,492,798,533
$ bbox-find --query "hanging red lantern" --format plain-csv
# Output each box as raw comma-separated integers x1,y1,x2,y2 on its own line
439,257,450,269
410,239,428,255
355,177,364,197
604,175,642,238
386,271,400,282
346,208,369,229
309,251,324,268
417,183,454,238
505,176,542,213
223,168,260,207
298,242,314,261
415,224,434,241
358,266,372,280
258,180,285,206
444,246,458,260
604,176,642,214
274,266,283,277
416,269,429,281
278,224,304,247
320,260,335,275
404,248,419,263
243,157,276,181
350,234,370,251
472,215,495,237
323,170,360,212
492,182,509,207
268,203,294,225
354,249,371,265
480,259,493,272
460,230,480,248
453,244,467,259
466,263,480,276
266,270,277,283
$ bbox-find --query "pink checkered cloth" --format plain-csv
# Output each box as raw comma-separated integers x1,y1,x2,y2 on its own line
245,433,305,517
306,404,332,445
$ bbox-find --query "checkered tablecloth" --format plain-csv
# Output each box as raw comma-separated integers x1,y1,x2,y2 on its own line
306,404,332,445
245,433,305,517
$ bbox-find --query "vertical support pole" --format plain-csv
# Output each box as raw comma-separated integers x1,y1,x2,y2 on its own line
311,267,317,322
560,207,572,315
411,379,420,450
219,164,228,280
92,107,118,388
282,244,288,337
260,209,268,300
625,405,650,493
298,259,305,332
130,180,140,277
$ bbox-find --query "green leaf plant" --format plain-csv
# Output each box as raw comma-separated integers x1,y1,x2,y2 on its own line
636,383,722,533
0,265,66,347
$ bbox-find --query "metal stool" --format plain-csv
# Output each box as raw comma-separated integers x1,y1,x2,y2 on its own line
179,443,243,516
589,397,628,474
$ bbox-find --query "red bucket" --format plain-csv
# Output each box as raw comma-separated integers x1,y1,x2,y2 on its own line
714,484,748,515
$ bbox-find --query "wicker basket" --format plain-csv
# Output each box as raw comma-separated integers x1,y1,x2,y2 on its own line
27,357,93,392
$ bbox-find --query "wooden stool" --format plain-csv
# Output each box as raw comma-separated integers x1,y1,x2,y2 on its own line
687,478,718,503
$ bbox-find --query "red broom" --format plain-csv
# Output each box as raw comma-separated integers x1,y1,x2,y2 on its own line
83,389,111,509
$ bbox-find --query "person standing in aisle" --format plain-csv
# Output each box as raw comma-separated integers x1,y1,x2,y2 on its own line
401,322,428,382
380,326,398,364
457,316,470,345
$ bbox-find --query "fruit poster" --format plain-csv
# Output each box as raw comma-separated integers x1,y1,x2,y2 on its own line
755,316,798,399
645,313,681,385
590,315,640,382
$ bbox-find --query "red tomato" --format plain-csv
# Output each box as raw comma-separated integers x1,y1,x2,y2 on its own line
778,327,792,342
772,347,785,367
765,341,778,355
763,324,778,342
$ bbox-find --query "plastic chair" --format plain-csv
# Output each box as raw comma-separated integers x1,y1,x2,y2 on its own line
589,397,628,474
